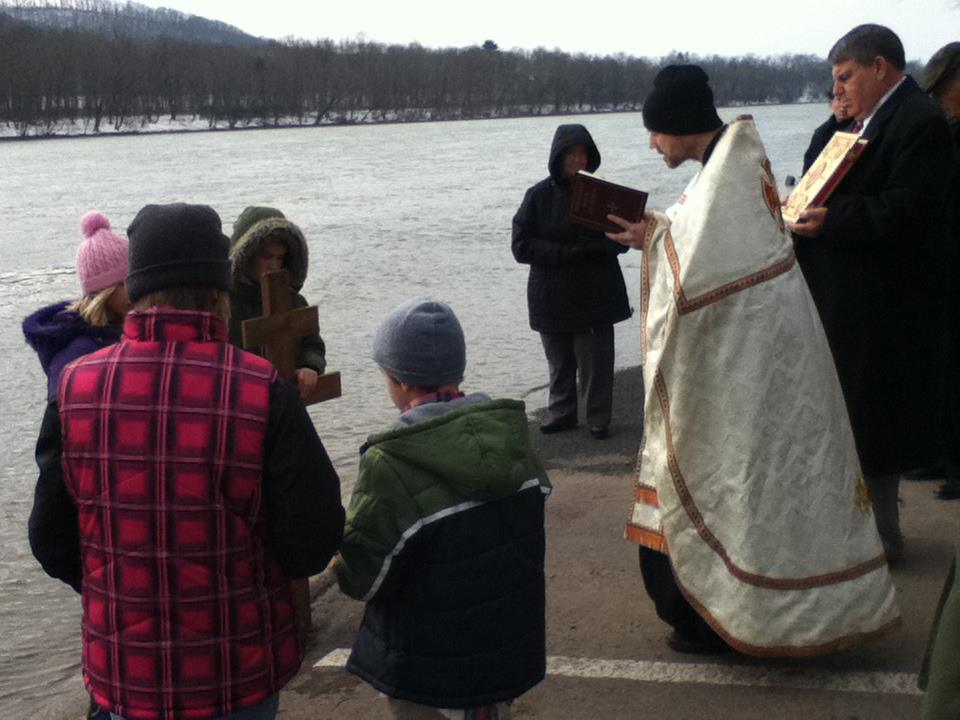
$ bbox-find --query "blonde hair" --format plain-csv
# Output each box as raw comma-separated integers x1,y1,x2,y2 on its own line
69,284,123,327
133,287,230,322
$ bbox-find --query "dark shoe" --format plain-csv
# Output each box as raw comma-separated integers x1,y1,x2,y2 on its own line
904,465,945,481
589,425,609,439
937,479,960,500
665,630,729,655
540,417,576,434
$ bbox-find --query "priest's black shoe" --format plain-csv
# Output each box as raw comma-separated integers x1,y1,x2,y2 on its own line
904,464,947,481
589,425,609,439
665,630,730,655
540,417,576,434
937,478,960,500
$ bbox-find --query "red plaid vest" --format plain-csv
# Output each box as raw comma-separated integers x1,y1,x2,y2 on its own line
58,308,300,720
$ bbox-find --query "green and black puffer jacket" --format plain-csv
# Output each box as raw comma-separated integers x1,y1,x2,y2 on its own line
335,397,551,708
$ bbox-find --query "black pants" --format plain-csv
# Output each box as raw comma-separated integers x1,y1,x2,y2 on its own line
638,546,725,645
539,325,614,427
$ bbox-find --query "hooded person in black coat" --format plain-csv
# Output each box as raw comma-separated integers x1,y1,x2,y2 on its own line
801,91,854,175
789,25,957,560
512,124,632,439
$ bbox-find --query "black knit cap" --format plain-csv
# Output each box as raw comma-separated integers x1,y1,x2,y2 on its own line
642,65,723,135
126,203,231,302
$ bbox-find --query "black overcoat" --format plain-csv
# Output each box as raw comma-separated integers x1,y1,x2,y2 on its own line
796,76,957,475
511,124,632,334
944,119,960,465
802,113,854,175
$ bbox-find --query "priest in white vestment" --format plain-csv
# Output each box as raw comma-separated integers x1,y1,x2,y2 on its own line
607,65,899,657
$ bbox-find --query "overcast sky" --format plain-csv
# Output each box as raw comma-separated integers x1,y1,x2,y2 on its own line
133,0,958,63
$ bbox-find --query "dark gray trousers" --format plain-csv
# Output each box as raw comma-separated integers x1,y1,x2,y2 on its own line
539,325,614,427
865,473,903,553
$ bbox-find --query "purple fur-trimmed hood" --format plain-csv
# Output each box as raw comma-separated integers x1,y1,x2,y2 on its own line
22,300,122,400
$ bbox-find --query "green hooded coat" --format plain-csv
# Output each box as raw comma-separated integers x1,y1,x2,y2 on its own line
228,208,326,373
335,398,550,707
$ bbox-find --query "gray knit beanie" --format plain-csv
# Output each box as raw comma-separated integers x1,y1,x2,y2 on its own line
372,298,466,388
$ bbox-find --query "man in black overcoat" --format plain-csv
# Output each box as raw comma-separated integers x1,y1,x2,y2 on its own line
789,24,957,560
920,42,960,500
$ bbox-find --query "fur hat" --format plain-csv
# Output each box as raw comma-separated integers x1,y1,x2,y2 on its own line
229,206,309,291
75,211,128,295
642,65,724,136
231,206,284,243
372,298,466,388
125,203,231,302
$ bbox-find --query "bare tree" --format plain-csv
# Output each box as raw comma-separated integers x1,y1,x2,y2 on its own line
1,0,838,135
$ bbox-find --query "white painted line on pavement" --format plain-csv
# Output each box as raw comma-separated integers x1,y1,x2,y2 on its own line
546,655,922,696
314,650,921,696
315,648,351,668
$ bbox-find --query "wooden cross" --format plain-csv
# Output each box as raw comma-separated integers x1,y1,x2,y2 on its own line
240,268,342,643
241,269,341,404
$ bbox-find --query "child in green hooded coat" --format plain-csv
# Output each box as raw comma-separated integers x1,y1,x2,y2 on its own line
228,206,327,400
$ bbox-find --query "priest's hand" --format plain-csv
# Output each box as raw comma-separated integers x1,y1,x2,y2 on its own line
788,207,827,238
606,212,652,249
295,367,319,400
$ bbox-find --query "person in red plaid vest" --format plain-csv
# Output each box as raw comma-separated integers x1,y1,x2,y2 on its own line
29,203,345,720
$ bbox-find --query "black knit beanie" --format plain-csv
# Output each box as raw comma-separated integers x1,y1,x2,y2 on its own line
126,203,231,302
642,65,723,135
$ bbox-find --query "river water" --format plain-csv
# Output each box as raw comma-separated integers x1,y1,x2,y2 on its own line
0,104,824,716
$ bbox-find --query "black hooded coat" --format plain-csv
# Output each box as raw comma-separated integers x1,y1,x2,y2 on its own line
511,124,631,334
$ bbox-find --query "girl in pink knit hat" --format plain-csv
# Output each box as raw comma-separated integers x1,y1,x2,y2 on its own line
23,210,130,720
23,211,131,401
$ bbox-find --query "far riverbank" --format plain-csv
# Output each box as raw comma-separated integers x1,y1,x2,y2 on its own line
0,101,823,141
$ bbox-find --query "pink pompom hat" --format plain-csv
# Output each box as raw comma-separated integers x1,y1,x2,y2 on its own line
75,211,129,295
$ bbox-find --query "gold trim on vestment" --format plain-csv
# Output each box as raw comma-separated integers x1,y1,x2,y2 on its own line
663,235,797,315
679,580,902,657
651,369,889,590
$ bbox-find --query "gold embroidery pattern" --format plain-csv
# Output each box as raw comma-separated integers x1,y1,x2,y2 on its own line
855,475,872,513
652,370,888,590
663,234,796,316
760,157,786,233
640,233,651,357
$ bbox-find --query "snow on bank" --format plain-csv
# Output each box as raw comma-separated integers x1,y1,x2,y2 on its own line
0,106,628,139
1,100,818,140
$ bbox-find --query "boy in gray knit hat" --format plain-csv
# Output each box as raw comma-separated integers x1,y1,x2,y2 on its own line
334,297,551,720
